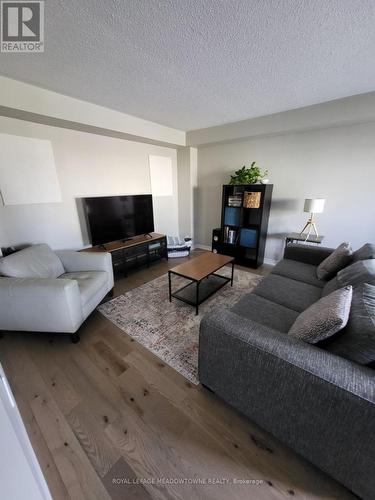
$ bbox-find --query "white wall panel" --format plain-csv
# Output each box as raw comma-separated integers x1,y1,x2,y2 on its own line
0,133,61,205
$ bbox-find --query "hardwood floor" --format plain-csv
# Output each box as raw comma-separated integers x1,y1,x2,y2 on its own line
0,251,354,500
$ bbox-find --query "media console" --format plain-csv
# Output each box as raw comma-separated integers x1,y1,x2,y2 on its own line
82,232,168,277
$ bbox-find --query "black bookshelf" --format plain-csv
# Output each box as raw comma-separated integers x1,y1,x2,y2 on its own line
215,184,273,268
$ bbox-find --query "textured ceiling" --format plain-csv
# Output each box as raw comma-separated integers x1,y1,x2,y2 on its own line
1,0,375,131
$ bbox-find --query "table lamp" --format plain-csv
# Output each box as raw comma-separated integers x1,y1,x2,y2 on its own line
300,198,325,239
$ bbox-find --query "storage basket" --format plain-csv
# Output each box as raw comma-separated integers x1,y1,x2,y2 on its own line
243,191,261,209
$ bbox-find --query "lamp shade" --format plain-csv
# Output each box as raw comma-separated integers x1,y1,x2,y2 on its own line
304,198,325,214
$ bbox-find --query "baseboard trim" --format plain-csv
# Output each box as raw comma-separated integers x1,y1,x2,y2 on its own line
193,243,211,251
264,258,277,266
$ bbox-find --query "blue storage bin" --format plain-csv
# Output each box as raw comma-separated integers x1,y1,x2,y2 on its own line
224,207,241,226
240,228,258,248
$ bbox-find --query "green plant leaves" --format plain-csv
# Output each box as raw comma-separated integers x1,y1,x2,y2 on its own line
229,162,268,185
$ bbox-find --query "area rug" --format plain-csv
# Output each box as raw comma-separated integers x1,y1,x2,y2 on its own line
98,268,262,384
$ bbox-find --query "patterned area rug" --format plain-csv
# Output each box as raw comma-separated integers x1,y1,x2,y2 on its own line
98,267,262,384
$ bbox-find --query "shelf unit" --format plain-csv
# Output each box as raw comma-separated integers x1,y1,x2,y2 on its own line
216,184,273,268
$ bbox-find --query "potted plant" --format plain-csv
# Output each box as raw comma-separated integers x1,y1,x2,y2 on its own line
229,161,268,185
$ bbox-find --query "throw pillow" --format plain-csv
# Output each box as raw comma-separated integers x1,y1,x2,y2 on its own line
337,259,375,288
0,244,64,279
288,286,353,343
316,242,353,280
352,243,375,263
324,284,375,365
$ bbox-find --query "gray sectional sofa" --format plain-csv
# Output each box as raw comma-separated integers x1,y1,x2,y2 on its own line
199,243,375,499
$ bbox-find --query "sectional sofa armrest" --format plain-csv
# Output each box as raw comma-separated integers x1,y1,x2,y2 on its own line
283,243,334,266
199,308,375,499
0,277,83,333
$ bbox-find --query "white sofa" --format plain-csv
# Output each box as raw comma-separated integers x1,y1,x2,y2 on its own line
0,244,114,342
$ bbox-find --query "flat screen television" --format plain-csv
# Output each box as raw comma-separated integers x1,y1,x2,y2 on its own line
83,194,154,246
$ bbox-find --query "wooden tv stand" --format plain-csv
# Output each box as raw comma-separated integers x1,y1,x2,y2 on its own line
82,233,168,277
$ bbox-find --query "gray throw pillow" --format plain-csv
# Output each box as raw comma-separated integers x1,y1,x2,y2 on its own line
288,286,352,343
316,242,353,280
324,284,375,365
337,259,375,288
353,243,375,263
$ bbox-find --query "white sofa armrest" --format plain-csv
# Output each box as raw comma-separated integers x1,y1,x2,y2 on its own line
0,277,83,333
56,250,111,272
56,251,114,291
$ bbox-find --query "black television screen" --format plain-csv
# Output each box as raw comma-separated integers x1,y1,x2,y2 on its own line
83,195,154,246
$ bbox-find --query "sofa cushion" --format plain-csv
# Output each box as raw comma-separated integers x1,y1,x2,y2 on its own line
337,259,375,288
59,271,108,306
231,293,299,333
322,276,339,297
253,274,322,312
0,244,64,279
316,242,353,280
353,243,375,263
289,286,352,343
272,259,325,288
283,244,334,266
324,283,375,365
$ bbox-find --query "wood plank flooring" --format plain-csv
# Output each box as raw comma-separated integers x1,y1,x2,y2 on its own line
0,251,355,500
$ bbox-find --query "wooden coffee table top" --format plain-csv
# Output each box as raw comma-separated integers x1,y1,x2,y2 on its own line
170,252,234,281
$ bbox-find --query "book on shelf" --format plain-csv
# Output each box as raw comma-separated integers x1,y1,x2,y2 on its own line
224,226,237,244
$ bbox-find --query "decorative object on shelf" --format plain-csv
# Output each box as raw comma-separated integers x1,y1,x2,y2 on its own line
224,226,237,244
243,191,262,209
223,226,238,245
224,226,229,243
229,162,268,185
227,229,237,245
227,194,243,207
300,198,325,240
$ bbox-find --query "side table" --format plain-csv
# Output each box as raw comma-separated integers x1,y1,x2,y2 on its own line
285,232,324,246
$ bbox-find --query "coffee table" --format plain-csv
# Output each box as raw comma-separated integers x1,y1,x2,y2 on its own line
168,253,234,315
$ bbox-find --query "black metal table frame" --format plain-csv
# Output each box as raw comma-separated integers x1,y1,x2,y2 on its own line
168,261,234,315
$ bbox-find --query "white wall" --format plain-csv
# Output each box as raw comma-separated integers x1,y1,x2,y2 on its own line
177,147,198,239
0,116,179,250
0,222,9,248
196,121,375,263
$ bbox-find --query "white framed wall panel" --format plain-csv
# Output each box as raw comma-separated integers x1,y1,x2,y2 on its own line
0,133,62,205
149,155,174,196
